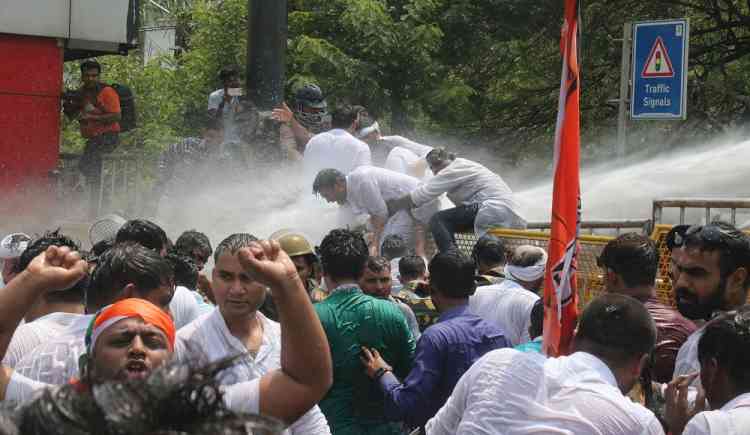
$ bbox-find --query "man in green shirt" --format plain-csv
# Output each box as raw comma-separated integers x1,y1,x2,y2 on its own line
315,229,416,435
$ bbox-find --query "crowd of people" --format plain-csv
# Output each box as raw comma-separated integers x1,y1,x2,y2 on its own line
2,61,747,434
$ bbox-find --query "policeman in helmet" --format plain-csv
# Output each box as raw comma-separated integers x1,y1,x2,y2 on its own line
272,84,331,157
259,229,328,321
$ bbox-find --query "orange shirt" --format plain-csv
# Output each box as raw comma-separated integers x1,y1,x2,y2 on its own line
79,86,121,138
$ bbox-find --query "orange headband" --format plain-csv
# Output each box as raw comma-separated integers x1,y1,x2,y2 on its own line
86,298,175,355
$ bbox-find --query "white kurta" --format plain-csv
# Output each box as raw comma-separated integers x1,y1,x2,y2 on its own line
468,280,540,347
176,309,331,434
426,350,664,435
410,158,525,236
683,393,750,435
3,312,86,368
346,166,439,248
303,129,372,180
673,327,705,388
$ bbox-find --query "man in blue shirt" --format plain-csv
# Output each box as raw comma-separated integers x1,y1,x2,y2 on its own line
360,249,508,429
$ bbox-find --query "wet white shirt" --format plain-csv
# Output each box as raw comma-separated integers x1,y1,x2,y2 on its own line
14,287,208,385
674,327,704,387
410,158,521,216
426,350,664,435
468,280,539,346
683,393,750,435
304,129,372,180
176,309,331,434
381,135,433,159
3,312,85,368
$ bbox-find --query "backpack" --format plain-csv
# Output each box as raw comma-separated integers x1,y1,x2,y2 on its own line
107,83,137,132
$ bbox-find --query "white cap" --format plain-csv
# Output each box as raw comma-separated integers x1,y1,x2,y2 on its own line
0,233,31,260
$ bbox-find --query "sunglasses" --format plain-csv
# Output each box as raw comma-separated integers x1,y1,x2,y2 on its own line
666,223,744,251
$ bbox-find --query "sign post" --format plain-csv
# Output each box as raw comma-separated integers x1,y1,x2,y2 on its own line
631,19,689,120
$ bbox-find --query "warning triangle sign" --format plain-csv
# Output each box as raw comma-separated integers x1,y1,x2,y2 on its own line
642,37,675,78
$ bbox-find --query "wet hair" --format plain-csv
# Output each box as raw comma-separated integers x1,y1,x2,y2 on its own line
219,65,239,82
399,256,426,282
668,221,750,289
365,256,390,274
429,249,476,298
16,229,88,304
88,243,174,311
381,234,407,261
425,148,456,167
116,219,169,254
166,250,199,290
330,105,359,129
472,234,507,269
529,299,544,339
576,293,657,368
312,169,345,195
91,237,115,258
80,59,101,74
319,229,369,281
599,233,658,288
213,233,259,264
175,230,213,263
10,356,284,435
698,305,750,392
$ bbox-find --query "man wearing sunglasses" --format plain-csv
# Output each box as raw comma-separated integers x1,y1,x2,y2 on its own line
666,222,750,385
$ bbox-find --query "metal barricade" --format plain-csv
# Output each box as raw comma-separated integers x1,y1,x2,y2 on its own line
526,219,652,236
652,198,750,227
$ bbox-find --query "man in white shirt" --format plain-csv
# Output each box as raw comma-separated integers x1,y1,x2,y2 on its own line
665,306,750,435
427,293,664,435
0,240,333,428
303,105,372,181
177,233,330,434
667,223,750,388
469,245,544,346
207,66,242,142
313,166,439,257
357,118,433,179
388,148,526,252
3,230,87,368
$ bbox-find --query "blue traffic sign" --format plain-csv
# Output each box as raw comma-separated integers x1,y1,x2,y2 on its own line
631,19,689,120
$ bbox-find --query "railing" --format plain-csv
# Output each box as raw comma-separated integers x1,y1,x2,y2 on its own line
54,153,152,219
652,198,750,227
526,219,652,235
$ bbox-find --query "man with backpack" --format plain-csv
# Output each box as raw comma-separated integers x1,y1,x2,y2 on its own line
63,59,122,218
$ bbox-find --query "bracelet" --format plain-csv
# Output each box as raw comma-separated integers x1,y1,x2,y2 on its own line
374,367,391,381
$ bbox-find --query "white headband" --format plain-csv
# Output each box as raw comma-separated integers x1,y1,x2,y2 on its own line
504,250,548,282
357,121,380,138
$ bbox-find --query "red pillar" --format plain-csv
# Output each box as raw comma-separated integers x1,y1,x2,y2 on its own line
0,34,63,226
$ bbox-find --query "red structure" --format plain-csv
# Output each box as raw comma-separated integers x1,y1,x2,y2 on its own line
0,35,62,219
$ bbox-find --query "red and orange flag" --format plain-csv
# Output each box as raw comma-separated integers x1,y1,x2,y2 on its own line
542,0,581,357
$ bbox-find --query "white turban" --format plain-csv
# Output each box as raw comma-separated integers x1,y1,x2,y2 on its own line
357,121,380,139
504,248,548,282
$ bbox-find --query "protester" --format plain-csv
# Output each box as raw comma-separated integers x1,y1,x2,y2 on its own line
469,245,544,346
359,256,421,340
0,233,30,288
177,233,331,433
394,255,439,333
208,66,243,142
472,234,508,286
303,105,372,180
313,167,439,257
13,243,175,384
273,84,331,157
0,241,333,428
667,223,750,386
153,118,225,215
427,293,663,434
514,299,544,354
388,148,526,252
2,230,87,368
313,229,415,435
665,305,750,435
361,249,508,429
380,234,408,290
260,230,327,321
62,59,121,218
599,233,697,383
356,115,433,178
166,250,200,292
116,219,212,328
174,229,215,302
